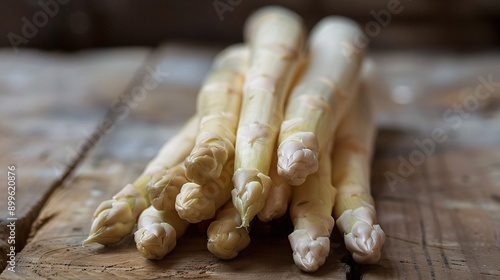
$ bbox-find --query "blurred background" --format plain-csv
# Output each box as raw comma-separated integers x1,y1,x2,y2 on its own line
1,0,499,52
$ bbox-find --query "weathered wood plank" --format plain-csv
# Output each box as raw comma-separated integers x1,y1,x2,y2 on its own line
361,54,500,280
0,49,148,271
364,147,500,280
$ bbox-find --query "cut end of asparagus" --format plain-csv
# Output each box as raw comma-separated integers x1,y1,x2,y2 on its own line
175,182,216,223
83,199,140,246
134,223,177,260
232,168,273,228
207,220,251,260
277,132,319,186
244,6,303,44
288,230,331,272
185,144,227,184
309,16,364,58
337,206,386,264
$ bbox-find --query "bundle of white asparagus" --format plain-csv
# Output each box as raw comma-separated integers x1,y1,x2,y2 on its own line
84,6,385,272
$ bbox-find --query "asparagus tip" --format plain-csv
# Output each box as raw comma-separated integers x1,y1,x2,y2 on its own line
134,224,177,260
337,206,386,264
148,165,188,212
185,145,227,184
81,237,95,247
277,133,319,186
175,182,216,223
232,169,273,227
207,220,250,259
83,225,123,246
288,229,330,272
344,222,385,264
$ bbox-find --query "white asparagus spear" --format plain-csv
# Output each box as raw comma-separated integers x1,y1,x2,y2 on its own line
134,205,189,260
277,16,365,186
83,115,198,245
256,55,309,222
184,45,249,184
207,201,251,259
232,6,305,228
288,144,336,272
175,159,234,223
332,81,385,264
147,164,188,212
257,150,291,222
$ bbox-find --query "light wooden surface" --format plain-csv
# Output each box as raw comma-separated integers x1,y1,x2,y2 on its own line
0,48,148,268
1,45,500,279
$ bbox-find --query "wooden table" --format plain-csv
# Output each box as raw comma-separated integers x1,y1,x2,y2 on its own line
0,44,499,279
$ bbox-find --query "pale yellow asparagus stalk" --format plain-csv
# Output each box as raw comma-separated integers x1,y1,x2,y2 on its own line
232,6,305,228
83,115,198,246
175,159,234,223
256,52,308,222
147,164,188,212
277,16,365,186
134,205,189,260
257,150,291,222
184,45,249,184
288,145,336,272
207,201,250,259
332,82,385,264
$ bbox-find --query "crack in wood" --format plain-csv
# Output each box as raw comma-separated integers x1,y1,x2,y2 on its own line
344,253,363,280
28,212,60,241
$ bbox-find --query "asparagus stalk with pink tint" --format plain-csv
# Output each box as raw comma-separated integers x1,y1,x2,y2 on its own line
332,82,385,264
184,45,249,184
232,6,305,228
288,145,336,272
277,17,364,186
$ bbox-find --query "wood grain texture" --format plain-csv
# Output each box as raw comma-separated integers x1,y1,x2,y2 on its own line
362,53,500,280
0,49,148,271
1,47,500,279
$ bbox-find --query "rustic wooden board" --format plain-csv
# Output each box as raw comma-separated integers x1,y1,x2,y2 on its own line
1,47,500,279
365,144,500,280
0,49,148,271
362,54,500,279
